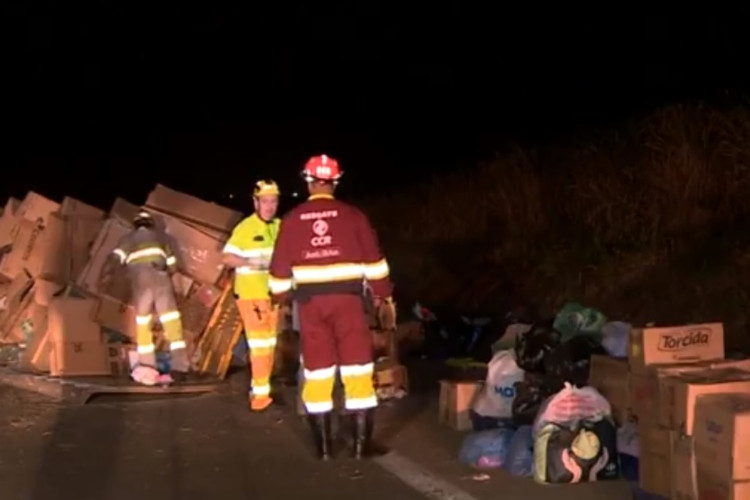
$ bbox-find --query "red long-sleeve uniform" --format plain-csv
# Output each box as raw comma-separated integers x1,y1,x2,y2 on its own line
268,193,393,414
268,194,392,302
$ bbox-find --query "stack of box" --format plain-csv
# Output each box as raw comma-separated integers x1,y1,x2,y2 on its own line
589,321,750,499
693,389,750,498
0,186,245,379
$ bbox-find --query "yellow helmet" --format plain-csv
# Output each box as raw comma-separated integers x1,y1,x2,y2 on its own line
253,179,280,197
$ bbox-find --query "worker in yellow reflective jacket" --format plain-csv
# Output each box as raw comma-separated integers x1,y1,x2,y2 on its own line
222,180,282,411
102,210,188,386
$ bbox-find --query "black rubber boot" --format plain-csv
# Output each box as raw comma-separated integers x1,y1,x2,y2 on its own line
307,413,333,461
352,409,388,459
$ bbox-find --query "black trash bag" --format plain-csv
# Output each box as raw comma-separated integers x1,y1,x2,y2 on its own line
511,373,563,426
514,320,562,373
534,418,619,483
542,335,607,387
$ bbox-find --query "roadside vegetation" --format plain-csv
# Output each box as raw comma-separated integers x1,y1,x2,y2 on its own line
365,101,750,352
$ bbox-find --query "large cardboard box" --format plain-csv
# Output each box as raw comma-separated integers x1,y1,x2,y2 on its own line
145,184,242,235
0,218,48,280
659,359,750,428
629,323,724,371
697,469,750,500
694,393,750,481
671,430,699,500
76,218,131,298
588,355,631,423
640,448,672,498
666,368,750,435
16,280,64,372
15,191,59,226
94,294,136,342
438,380,483,431
158,214,225,285
48,297,109,376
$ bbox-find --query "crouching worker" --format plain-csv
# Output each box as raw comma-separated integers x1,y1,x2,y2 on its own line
100,210,189,386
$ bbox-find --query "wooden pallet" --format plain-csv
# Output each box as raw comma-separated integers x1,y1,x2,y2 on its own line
195,283,243,379
0,367,220,405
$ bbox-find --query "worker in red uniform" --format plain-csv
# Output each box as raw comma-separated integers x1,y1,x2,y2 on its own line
269,154,393,460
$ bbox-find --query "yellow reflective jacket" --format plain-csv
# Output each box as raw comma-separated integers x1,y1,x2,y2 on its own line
223,213,280,300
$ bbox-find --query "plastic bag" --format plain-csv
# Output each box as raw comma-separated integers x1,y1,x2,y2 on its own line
617,421,639,457
458,428,515,469
533,383,611,437
533,418,619,483
514,321,562,373
552,303,607,341
511,373,562,426
601,321,631,358
473,350,525,419
542,335,607,387
505,425,535,477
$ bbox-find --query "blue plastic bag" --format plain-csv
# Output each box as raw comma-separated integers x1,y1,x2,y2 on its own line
458,428,515,469
601,321,630,358
504,425,535,477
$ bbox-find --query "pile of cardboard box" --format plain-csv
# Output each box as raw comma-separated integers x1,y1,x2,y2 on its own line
589,322,750,499
0,185,245,379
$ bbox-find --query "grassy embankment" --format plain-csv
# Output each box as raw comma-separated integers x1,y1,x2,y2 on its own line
364,102,750,352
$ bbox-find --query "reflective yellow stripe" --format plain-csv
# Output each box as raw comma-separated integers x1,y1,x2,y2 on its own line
136,314,153,325
363,259,389,280
236,266,266,275
345,396,378,410
170,340,186,350
305,401,334,413
126,247,168,264
269,275,293,294
223,244,274,259
166,255,177,266
159,310,181,323
304,365,337,380
247,338,277,350
292,262,365,284
137,344,155,354
113,248,127,264
339,363,374,377
253,384,271,396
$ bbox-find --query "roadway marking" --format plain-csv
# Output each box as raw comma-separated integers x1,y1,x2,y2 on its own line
374,451,481,500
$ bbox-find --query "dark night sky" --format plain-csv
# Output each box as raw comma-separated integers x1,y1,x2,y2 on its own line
5,5,750,212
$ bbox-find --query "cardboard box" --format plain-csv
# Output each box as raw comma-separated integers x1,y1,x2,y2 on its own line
59,196,105,219
438,380,483,431
48,297,109,376
38,213,70,284
697,469,750,500
629,323,724,371
158,214,225,285
588,355,631,423
109,198,139,227
0,218,48,280
694,393,750,481
15,191,59,226
16,280,65,372
94,294,136,341
667,368,750,435
639,448,672,498
106,343,133,377
145,184,243,235
66,215,105,281
659,359,750,428
671,430,699,500
76,218,131,297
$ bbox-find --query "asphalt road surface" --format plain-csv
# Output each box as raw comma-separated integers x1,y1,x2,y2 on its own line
0,374,634,500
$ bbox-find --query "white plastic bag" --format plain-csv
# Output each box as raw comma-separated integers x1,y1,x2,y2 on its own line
472,350,525,419
532,383,611,437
